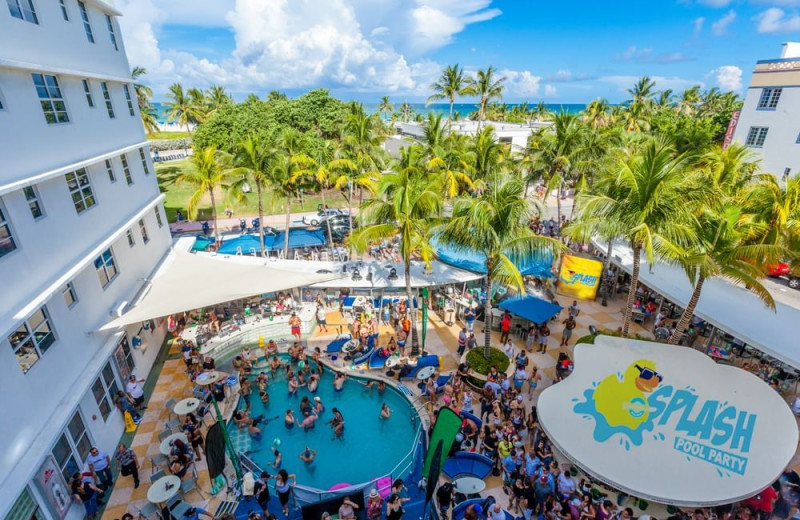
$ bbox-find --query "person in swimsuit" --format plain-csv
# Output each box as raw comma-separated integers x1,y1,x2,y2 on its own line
380,403,391,419
333,372,346,392
299,447,317,463
300,411,318,429
328,408,345,437
284,410,295,428
314,396,325,414
273,470,296,516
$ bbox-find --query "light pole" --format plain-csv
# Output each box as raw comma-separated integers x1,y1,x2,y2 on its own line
196,371,243,485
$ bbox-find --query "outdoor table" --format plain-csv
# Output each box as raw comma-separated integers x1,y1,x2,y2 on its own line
386,356,401,369
342,340,360,353
147,475,181,504
195,371,223,386
160,432,188,456
173,397,201,416
416,366,436,380
453,476,486,495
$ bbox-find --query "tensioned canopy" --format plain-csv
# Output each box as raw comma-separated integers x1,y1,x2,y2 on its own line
99,251,341,330
498,296,562,324
433,238,556,279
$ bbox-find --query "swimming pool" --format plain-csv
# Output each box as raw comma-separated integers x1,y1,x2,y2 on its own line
192,230,327,255
227,356,421,490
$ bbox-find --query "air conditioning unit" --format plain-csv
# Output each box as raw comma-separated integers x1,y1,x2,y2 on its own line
112,301,129,317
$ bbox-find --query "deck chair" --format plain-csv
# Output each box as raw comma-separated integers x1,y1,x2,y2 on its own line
180,475,204,500
136,503,162,520
150,469,166,483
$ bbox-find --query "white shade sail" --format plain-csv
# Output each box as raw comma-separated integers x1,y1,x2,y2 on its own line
99,251,341,330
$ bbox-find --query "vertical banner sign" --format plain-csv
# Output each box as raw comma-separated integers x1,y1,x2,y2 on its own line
556,255,603,300
421,288,429,351
722,110,741,150
35,455,71,519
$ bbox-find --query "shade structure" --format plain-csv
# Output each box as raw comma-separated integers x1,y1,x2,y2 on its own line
99,251,341,330
215,229,326,254
497,296,562,324
433,239,555,279
538,335,798,506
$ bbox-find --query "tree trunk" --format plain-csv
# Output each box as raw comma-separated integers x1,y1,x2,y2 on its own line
407,263,420,356
448,98,454,133
483,274,493,359
209,188,218,242
668,274,704,345
283,197,291,259
621,244,641,338
556,189,562,225
347,181,354,238
321,188,334,254
257,183,265,256
477,100,484,134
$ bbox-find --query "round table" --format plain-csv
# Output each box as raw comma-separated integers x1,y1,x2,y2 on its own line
195,371,223,387
416,366,436,380
453,476,486,494
343,340,360,353
385,356,401,369
160,432,188,456
173,397,201,416
147,475,181,504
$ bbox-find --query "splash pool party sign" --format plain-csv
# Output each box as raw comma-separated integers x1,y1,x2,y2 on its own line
538,336,798,506
556,255,603,300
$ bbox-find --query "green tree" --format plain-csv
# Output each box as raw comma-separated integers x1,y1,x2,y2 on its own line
570,138,699,336
273,128,316,258
349,146,442,355
437,171,561,356
131,66,158,135
743,174,800,250
378,96,393,120
177,146,232,241
206,85,233,117
426,64,475,130
473,66,506,133
341,105,383,229
164,83,202,135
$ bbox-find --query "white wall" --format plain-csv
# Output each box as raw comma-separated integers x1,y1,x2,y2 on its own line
732,86,800,178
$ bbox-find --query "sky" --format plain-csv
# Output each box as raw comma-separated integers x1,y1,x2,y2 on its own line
116,0,800,104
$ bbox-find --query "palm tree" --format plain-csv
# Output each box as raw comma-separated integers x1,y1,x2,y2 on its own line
582,99,612,129
628,76,657,105
398,102,413,122
206,85,232,117
139,103,159,136
378,96,393,120
349,146,442,355
678,86,702,116
177,146,232,241
743,173,800,249
437,171,562,356
473,66,506,133
656,89,674,108
228,134,276,255
273,128,315,259
188,87,207,123
341,106,383,229
426,64,475,131
131,66,157,135
164,83,201,135
423,114,474,198
570,138,699,336
667,204,781,345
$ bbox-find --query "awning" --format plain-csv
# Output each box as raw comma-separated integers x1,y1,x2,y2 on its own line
215,229,327,254
539,335,798,506
433,239,555,279
99,251,341,330
596,239,800,369
498,296,562,324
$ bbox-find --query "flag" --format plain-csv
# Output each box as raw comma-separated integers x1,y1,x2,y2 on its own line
422,407,461,478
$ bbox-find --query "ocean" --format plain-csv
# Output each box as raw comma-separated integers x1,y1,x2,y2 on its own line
152,102,586,124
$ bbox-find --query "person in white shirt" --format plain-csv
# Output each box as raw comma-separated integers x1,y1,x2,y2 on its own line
125,375,145,409
488,503,505,520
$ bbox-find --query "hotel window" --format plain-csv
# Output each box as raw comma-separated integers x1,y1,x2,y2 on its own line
65,169,96,213
23,185,44,220
745,126,769,148
92,362,120,421
78,1,94,43
114,335,135,379
7,0,38,24
0,205,17,258
8,306,56,374
126,229,135,247
82,79,94,108
62,282,77,308
100,82,114,119
121,153,132,184
94,248,118,288
105,14,118,51
139,219,149,244
154,207,163,227
123,84,135,116
52,411,92,481
757,88,782,110
105,159,116,182
59,0,68,20
32,74,69,124
7,488,47,520
139,147,150,174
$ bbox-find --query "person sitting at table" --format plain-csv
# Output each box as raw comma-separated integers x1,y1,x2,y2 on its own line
396,329,407,357
202,356,216,371
644,301,657,317
169,454,188,478
185,424,204,461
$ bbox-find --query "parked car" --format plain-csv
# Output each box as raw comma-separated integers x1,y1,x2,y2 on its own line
767,263,791,277
326,214,357,242
302,208,346,226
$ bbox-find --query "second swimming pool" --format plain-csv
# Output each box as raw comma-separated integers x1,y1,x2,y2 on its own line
227,356,421,490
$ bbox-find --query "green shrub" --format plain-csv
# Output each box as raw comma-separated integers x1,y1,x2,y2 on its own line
466,347,510,375
574,329,651,346
149,138,193,152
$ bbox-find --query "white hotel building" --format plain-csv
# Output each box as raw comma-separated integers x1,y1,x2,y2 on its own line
731,42,800,179
0,2,171,519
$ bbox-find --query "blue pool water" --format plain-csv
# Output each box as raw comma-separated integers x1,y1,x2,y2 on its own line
228,357,420,490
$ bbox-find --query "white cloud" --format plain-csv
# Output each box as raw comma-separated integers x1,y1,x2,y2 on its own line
711,65,743,92
615,46,692,64
117,0,502,96
499,69,543,97
711,10,736,35
755,7,800,33
601,75,705,94
544,85,558,97
693,17,705,37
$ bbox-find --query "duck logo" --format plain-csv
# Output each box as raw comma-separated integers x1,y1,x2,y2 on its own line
574,359,756,477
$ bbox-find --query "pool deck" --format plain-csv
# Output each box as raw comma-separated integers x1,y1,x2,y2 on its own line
99,288,800,520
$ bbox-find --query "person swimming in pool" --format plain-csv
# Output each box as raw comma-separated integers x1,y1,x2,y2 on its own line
288,376,305,396
333,372,346,392
328,408,344,438
299,446,317,463
314,396,325,414
378,381,386,394
270,448,281,468
270,356,281,374
307,371,319,393
284,410,295,428
259,390,269,405
249,420,263,441
380,403,391,419
299,396,312,415
300,411,318,429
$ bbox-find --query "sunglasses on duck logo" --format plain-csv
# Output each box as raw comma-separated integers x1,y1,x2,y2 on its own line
635,364,663,382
